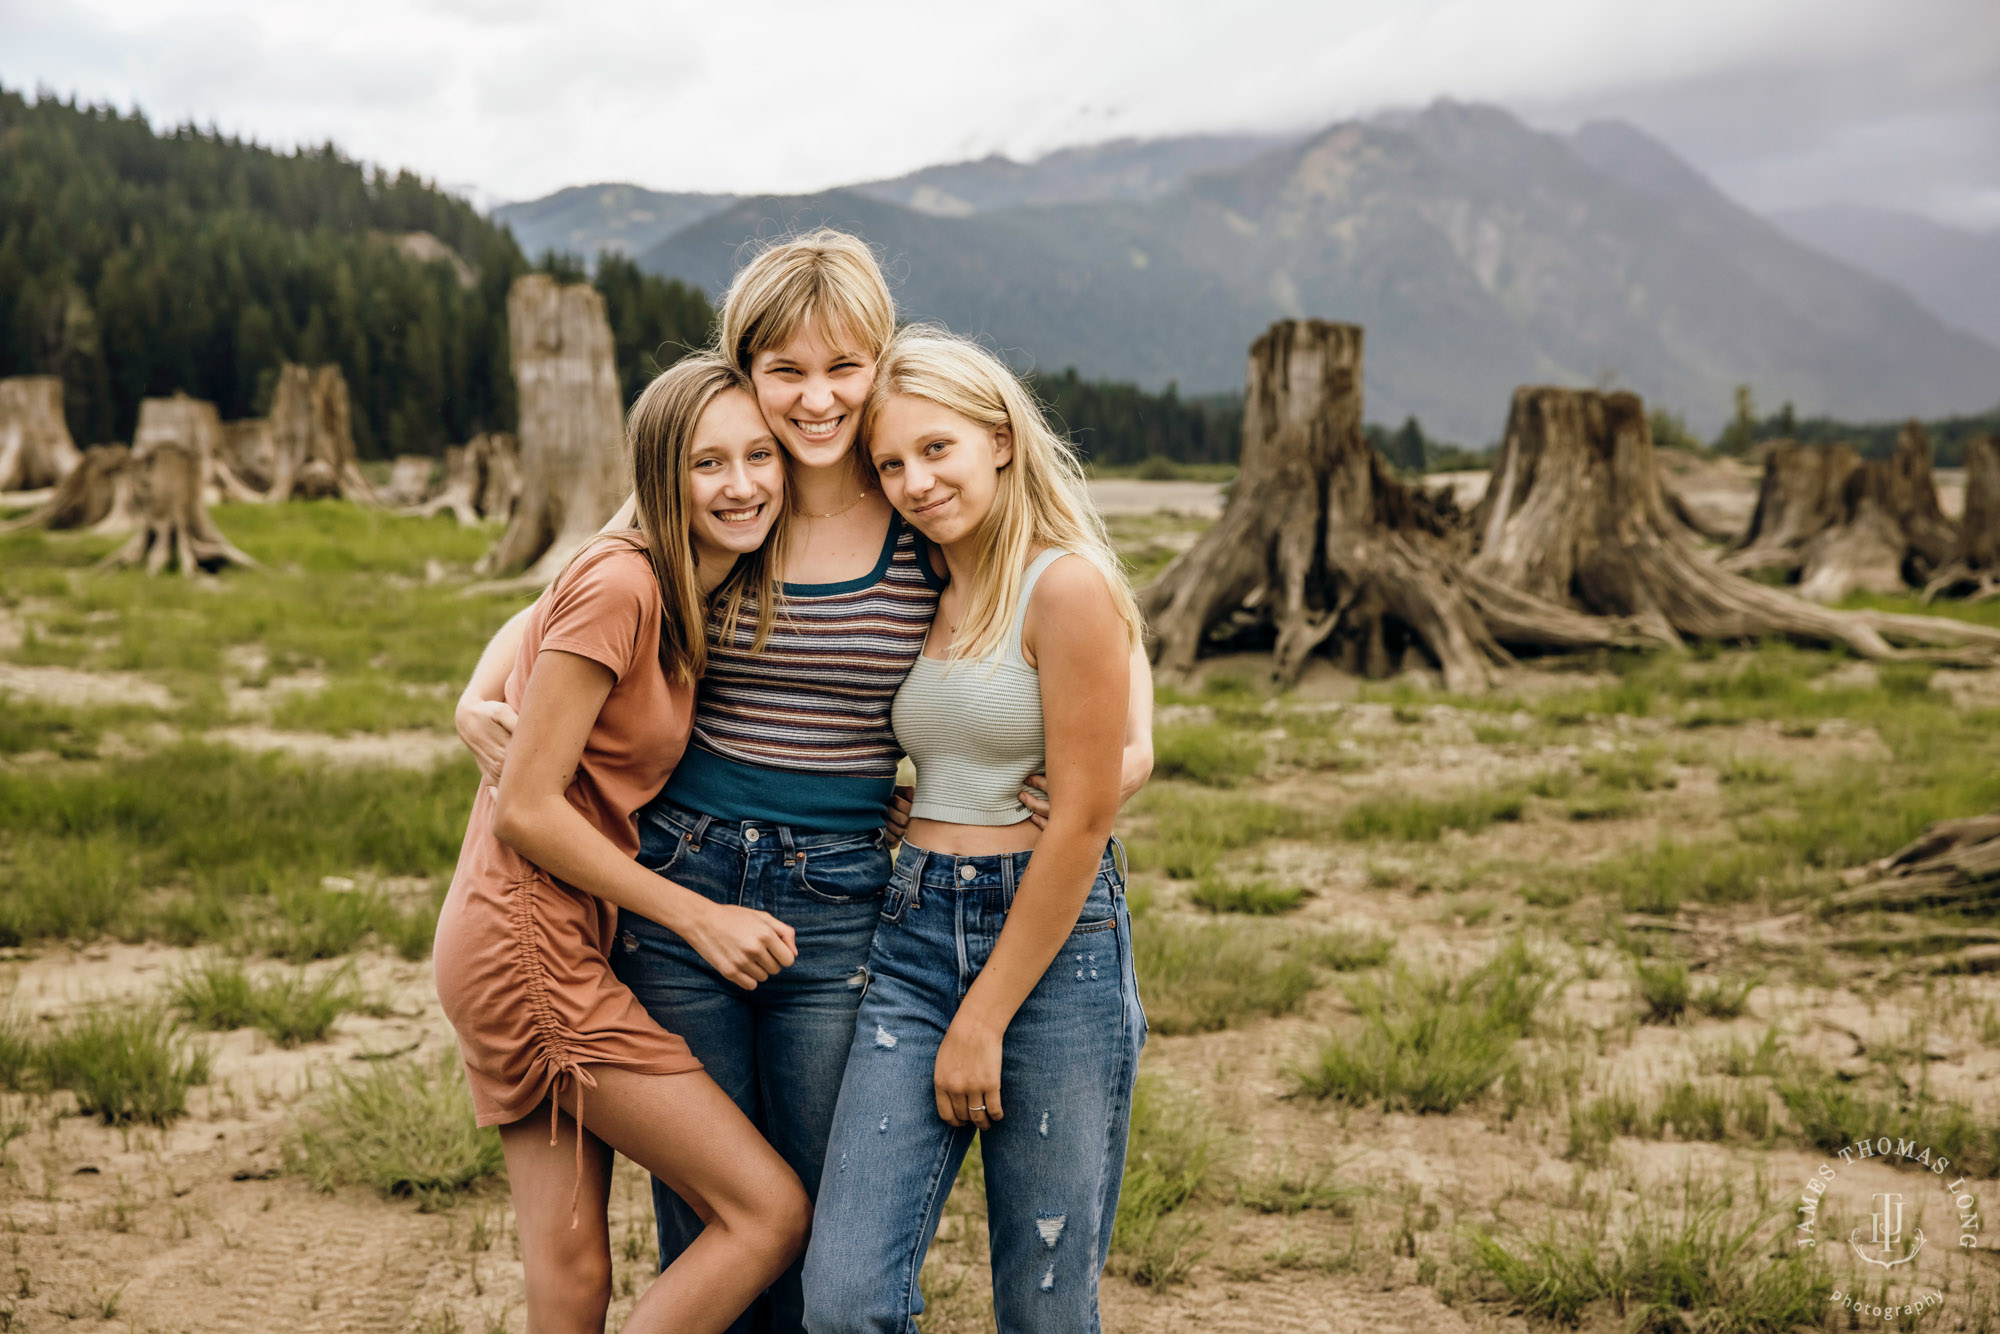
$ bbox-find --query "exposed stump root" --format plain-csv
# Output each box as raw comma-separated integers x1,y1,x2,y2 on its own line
0,445,137,534
100,441,257,575
1925,434,2000,603
1144,322,1635,691
1468,388,1996,660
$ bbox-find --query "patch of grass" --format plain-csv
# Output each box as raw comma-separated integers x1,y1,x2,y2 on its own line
1234,1156,1360,1216
1578,744,1674,791
1468,1179,1833,1329
40,1011,213,1127
1292,938,1555,1112
0,742,475,948
1337,786,1526,843
284,1050,504,1210
1150,723,1264,787
1187,874,1305,915
1634,958,1690,1023
1692,975,1757,1019
0,695,171,759
1718,755,1789,786
1133,918,1319,1035
1110,1074,1217,1288
269,674,452,735
1124,790,1321,880
170,958,365,1046
1297,928,1395,972
1774,1077,2000,1176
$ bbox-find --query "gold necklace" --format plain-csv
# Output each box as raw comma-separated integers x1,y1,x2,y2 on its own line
795,487,869,521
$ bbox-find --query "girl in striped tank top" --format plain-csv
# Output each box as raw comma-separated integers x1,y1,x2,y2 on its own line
455,231,1156,1334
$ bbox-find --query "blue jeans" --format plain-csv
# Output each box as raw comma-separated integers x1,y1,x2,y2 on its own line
802,840,1145,1334
612,802,890,1334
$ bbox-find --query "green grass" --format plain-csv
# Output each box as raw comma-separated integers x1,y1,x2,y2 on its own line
0,742,475,949
171,958,366,1046
39,1011,213,1126
1187,874,1305,914
1296,928,1395,972
1336,786,1526,842
1150,723,1265,787
1634,958,1690,1023
0,694,173,759
1468,1179,1832,1330
1110,1073,1218,1287
1292,938,1554,1112
1124,789,1322,880
269,675,453,735
284,1050,504,1211
1133,918,1320,1035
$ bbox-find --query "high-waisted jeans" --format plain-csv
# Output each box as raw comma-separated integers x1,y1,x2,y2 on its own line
802,839,1146,1334
611,801,890,1334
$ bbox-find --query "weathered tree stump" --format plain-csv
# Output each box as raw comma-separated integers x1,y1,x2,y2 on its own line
1925,435,2000,603
1467,388,1996,657
1723,425,1954,602
100,396,257,575
1144,322,1634,690
222,419,277,494
418,432,519,526
0,375,83,492
476,277,626,581
266,364,379,503
0,445,137,534
382,455,438,508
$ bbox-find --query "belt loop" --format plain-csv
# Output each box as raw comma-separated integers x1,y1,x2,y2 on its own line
779,825,799,865
687,813,713,852
1110,834,1129,886
906,845,929,911
1000,852,1017,908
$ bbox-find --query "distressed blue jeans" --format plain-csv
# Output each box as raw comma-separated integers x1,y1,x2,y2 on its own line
802,840,1145,1334
612,801,890,1334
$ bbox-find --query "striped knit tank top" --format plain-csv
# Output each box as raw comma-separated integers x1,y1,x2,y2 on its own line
891,549,1072,826
657,512,947,832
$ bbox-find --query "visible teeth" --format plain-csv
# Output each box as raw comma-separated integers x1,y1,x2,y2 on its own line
795,418,841,439
715,505,763,524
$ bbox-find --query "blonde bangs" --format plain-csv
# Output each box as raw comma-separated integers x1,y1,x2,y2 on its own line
863,327,1143,664
717,228,896,371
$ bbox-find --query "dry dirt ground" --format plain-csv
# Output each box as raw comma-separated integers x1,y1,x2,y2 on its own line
3,479,1999,1334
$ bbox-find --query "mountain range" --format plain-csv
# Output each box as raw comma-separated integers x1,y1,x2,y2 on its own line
493,104,2000,443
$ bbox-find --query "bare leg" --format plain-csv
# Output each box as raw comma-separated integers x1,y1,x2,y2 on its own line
499,1107,616,1334
563,1066,810,1334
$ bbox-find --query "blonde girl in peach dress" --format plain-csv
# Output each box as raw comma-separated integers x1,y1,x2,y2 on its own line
433,355,810,1334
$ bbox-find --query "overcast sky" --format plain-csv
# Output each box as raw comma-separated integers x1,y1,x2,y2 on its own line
5,0,1996,227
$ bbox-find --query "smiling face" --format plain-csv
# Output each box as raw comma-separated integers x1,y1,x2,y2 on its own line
685,387,785,574
867,393,1014,549
748,318,876,472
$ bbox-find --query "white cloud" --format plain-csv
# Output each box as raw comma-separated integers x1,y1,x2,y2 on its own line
2,0,1993,224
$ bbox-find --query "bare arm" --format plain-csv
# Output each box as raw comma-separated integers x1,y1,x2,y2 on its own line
454,604,532,785
491,649,797,990
1018,642,1153,828
933,560,1129,1129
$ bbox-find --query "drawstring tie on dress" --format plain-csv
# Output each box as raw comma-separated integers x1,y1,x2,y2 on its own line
549,1062,601,1230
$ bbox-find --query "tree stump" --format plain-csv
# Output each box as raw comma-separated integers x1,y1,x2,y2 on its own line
418,432,520,526
266,364,379,503
222,419,277,494
101,396,257,575
1469,389,1997,657
476,277,626,581
1144,321,1633,690
1720,441,1859,580
382,455,438,508
1925,435,2000,603
0,445,137,534
0,375,83,492
1723,425,1955,602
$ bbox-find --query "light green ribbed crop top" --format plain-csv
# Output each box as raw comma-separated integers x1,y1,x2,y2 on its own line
890,549,1071,826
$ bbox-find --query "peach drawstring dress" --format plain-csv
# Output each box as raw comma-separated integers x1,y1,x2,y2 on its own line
434,535,703,1210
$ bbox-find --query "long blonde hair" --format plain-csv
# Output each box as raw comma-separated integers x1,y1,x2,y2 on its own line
626,354,787,682
715,228,896,488
864,327,1142,662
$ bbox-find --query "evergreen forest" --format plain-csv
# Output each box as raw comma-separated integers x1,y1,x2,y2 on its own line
0,87,711,457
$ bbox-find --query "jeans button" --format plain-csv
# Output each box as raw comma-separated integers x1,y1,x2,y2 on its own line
959,863,976,881
744,828,760,843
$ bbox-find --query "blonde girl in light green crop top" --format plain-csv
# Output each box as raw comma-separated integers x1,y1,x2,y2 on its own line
802,326,1145,1332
